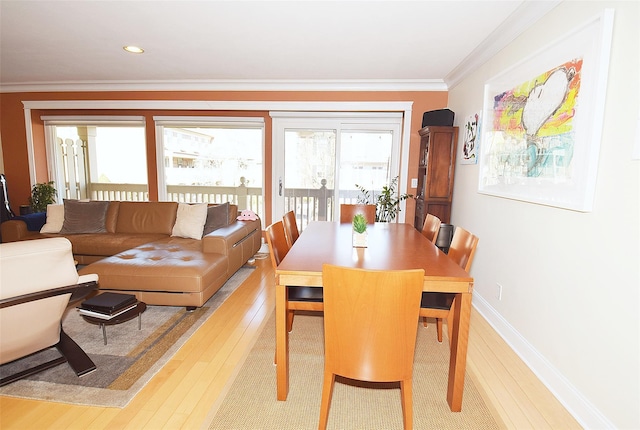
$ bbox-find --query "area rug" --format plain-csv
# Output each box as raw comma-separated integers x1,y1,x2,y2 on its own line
208,313,498,430
0,266,254,408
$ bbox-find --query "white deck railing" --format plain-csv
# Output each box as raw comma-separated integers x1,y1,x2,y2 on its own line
89,182,263,213
89,180,361,229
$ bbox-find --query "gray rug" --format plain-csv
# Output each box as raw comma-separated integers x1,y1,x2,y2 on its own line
209,312,498,430
0,267,254,408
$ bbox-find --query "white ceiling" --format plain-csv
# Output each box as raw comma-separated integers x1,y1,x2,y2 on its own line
0,1,559,93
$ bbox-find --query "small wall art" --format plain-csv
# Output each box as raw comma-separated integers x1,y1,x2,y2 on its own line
461,112,481,165
478,10,614,211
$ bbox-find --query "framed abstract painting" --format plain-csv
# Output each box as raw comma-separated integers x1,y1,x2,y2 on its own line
478,9,614,211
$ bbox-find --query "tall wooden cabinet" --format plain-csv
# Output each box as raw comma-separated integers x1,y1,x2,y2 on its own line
414,125,458,229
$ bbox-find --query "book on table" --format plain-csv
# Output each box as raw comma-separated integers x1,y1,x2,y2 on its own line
78,303,138,320
79,292,138,319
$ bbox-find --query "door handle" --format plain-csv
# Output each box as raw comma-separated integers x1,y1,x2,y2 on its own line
279,177,283,197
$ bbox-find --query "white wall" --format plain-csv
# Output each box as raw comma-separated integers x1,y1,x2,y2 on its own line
448,1,639,429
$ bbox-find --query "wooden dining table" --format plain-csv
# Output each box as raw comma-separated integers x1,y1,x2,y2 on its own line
274,221,474,412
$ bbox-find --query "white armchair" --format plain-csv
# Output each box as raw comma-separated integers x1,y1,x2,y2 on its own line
0,237,99,386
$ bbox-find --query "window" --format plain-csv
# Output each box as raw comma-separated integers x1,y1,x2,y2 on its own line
154,117,265,219
43,117,148,201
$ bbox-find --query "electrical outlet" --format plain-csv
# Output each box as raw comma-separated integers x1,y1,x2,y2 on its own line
496,283,503,300
411,178,418,188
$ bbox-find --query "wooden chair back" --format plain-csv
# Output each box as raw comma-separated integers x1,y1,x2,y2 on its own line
448,227,479,272
282,211,299,247
265,221,290,269
266,220,323,337
419,226,479,344
319,264,424,429
421,213,441,243
339,204,376,224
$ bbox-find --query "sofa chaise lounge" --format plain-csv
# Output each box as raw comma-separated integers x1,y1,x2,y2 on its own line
0,201,262,309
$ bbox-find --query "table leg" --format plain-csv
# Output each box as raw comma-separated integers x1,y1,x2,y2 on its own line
100,323,107,345
276,283,289,400
447,291,471,411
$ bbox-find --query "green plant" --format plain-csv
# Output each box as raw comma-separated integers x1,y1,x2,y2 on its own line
29,181,57,213
352,213,367,234
356,176,413,223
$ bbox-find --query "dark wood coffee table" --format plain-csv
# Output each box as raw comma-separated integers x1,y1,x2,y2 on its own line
81,302,147,345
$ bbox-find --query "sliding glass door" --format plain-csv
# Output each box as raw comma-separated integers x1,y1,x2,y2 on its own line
272,113,402,231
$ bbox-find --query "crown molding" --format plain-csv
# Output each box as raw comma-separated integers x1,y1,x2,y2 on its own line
445,0,562,89
0,79,448,94
22,100,414,112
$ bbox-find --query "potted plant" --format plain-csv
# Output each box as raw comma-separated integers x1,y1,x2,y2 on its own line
352,213,368,247
29,181,57,213
356,176,413,223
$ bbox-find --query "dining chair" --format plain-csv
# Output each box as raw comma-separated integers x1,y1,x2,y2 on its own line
421,213,441,243
319,265,424,430
420,226,479,344
265,221,323,334
339,204,376,224
435,223,455,253
282,210,300,247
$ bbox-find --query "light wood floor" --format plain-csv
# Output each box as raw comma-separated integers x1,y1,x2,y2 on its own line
0,258,581,429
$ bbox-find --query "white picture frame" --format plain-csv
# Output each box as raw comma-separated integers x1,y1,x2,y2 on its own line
478,9,614,211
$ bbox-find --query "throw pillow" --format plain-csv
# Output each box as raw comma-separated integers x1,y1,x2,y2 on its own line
40,204,65,233
59,200,110,234
171,203,208,240
203,202,229,236
16,212,47,231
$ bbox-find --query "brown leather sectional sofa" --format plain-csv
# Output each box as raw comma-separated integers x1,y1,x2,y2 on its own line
0,201,262,308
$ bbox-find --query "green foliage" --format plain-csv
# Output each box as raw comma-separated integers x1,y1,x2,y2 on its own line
29,181,57,213
352,213,367,234
355,176,413,223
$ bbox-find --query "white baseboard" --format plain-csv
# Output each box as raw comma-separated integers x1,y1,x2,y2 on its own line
472,293,615,429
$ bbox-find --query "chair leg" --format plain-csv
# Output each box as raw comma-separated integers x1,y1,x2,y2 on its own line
0,328,95,386
400,378,413,430
56,327,96,377
318,371,335,430
0,356,67,387
287,310,295,332
422,316,428,327
436,318,444,342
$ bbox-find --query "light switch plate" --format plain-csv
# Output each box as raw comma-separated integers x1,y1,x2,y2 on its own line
411,178,418,188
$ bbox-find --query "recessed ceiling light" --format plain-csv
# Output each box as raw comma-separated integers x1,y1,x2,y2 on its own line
123,45,144,54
